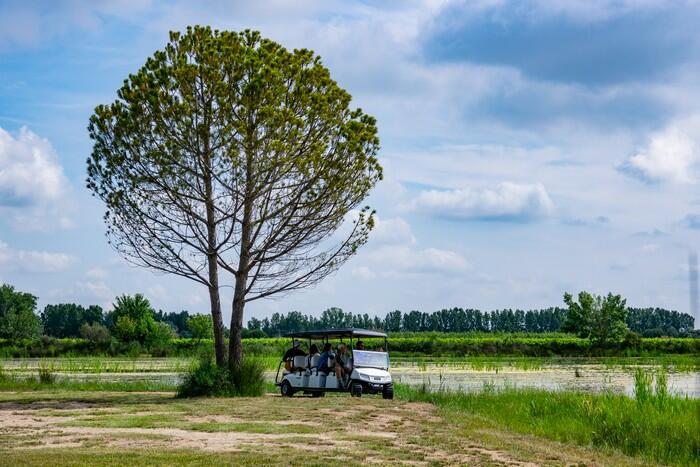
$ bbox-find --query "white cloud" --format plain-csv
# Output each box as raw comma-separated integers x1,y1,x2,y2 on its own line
369,216,416,246
85,267,109,279
351,266,376,280
75,280,112,299
0,241,76,273
410,182,554,221
147,284,168,301
368,245,469,275
0,126,71,229
624,126,698,183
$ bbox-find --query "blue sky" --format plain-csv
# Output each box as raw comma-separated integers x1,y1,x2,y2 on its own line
1,0,700,325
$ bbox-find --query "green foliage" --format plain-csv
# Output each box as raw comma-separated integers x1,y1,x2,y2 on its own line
154,310,191,337
146,321,177,356
79,322,112,346
41,303,104,338
563,291,628,343
0,284,40,339
177,358,265,398
38,366,56,384
397,384,700,466
0,334,698,359
111,294,157,344
187,314,213,340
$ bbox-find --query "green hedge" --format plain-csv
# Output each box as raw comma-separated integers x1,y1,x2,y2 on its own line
0,335,697,358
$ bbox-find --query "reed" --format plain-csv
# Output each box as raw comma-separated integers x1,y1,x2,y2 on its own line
397,378,699,466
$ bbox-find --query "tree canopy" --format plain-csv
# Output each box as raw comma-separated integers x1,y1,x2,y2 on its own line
0,284,40,339
87,26,381,369
563,291,628,343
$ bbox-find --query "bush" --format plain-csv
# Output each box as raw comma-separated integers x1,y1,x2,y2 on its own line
146,321,176,349
178,358,265,398
79,322,111,346
242,328,267,338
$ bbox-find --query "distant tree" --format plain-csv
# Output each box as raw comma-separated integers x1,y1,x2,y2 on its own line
384,310,402,332
187,314,214,341
247,317,262,331
563,291,628,344
154,310,191,337
41,303,102,338
84,305,105,325
0,284,40,339
111,294,157,343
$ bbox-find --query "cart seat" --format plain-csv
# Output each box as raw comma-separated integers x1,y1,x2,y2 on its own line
308,355,320,369
292,355,306,371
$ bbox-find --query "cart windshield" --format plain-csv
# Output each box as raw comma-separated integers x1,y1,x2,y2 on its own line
352,350,389,369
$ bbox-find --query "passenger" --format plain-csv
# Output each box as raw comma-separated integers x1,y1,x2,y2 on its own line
306,344,320,369
355,340,365,350
335,343,351,382
283,340,306,372
317,343,334,374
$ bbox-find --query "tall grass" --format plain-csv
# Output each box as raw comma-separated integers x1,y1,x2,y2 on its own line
0,374,176,392
397,377,699,466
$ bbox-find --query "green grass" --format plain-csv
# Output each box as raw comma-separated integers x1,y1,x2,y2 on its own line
0,375,176,392
396,381,700,466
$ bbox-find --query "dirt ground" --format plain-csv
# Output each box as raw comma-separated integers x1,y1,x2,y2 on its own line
0,391,649,466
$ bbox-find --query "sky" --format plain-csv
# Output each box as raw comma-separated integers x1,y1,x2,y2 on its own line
1,0,700,326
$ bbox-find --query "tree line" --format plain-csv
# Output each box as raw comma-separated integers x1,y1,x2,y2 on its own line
0,284,213,347
1,283,695,344
248,305,695,337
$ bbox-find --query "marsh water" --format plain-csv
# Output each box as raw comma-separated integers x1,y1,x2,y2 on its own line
2,357,699,398
390,361,700,398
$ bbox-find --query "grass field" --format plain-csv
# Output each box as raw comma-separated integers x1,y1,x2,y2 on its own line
1,355,698,465
0,388,667,466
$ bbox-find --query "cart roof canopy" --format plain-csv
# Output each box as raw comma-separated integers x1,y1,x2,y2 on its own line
283,328,387,339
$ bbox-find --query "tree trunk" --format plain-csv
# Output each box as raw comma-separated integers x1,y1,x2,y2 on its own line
202,126,226,366
229,271,247,370
228,199,251,370
228,117,254,371
208,272,226,367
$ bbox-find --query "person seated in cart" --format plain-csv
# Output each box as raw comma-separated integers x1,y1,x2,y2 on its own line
355,340,365,350
283,340,306,372
305,344,320,369
317,343,334,374
335,343,352,383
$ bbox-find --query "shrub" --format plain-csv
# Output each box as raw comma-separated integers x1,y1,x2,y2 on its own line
242,328,267,338
79,322,111,346
178,358,265,398
146,321,176,349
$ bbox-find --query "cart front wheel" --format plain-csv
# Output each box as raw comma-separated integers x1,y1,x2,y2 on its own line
280,380,294,397
351,382,363,397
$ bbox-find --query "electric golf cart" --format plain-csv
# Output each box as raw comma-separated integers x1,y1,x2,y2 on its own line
274,328,393,399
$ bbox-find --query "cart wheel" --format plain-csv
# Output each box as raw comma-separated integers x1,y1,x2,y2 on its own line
351,382,363,397
280,380,294,397
382,384,394,400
